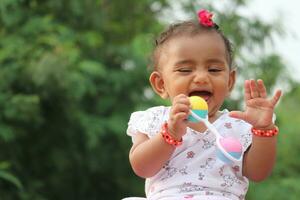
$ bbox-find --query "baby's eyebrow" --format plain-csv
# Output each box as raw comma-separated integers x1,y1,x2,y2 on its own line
174,59,195,66
205,58,226,64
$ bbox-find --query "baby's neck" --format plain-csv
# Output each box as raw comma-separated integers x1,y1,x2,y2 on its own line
208,110,222,123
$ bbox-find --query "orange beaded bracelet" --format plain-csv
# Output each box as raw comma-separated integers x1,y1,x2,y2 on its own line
161,122,182,147
251,126,279,137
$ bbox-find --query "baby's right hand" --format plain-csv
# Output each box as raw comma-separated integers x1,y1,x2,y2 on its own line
168,94,190,140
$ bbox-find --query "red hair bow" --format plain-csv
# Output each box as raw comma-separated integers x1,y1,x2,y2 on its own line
198,9,214,27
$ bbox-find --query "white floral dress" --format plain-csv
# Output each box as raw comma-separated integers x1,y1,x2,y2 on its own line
126,106,252,200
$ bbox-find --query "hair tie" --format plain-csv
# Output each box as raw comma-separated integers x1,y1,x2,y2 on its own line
198,9,216,28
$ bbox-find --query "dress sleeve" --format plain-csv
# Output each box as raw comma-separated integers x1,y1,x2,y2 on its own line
240,128,252,153
126,106,167,143
232,119,252,153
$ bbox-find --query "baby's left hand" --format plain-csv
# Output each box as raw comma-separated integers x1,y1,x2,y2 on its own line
229,79,282,129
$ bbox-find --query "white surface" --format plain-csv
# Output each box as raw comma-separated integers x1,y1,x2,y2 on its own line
249,0,300,81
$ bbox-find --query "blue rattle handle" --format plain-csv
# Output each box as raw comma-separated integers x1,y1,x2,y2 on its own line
190,111,221,139
190,111,242,162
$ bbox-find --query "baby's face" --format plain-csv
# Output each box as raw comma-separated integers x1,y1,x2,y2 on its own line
156,31,235,117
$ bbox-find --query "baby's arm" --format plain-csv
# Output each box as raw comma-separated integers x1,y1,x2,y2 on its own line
242,131,277,182
129,94,190,178
129,132,176,178
229,79,282,182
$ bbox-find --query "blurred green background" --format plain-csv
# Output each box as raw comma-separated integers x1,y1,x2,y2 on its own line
0,0,299,199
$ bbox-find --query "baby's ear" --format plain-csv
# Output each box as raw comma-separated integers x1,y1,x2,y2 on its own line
149,71,168,99
228,69,236,93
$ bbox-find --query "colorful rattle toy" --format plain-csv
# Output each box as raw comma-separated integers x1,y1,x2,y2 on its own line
188,96,242,164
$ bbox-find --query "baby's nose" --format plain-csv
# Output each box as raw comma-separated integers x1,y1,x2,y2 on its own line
193,72,209,84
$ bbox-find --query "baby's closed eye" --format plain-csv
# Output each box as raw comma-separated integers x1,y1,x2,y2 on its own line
208,66,224,73
176,67,193,73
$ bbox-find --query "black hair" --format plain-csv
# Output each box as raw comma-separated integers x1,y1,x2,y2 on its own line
150,20,234,70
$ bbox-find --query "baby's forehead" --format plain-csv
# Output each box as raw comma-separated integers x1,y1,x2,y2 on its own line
161,33,226,55
157,32,229,66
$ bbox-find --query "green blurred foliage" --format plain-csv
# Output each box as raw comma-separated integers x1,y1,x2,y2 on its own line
0,0,298,199
0,0,168,199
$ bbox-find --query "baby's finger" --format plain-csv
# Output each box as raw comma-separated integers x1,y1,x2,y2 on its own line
257,79,267,98
171,112,189,123
250,79,259,98
229,111,247,121
172,103,190,114
244,80,251,101
270,89,282,107
177,112,189,120
173,94,190,105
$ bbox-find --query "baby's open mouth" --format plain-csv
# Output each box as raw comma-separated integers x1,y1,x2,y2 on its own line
189,91,212,101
